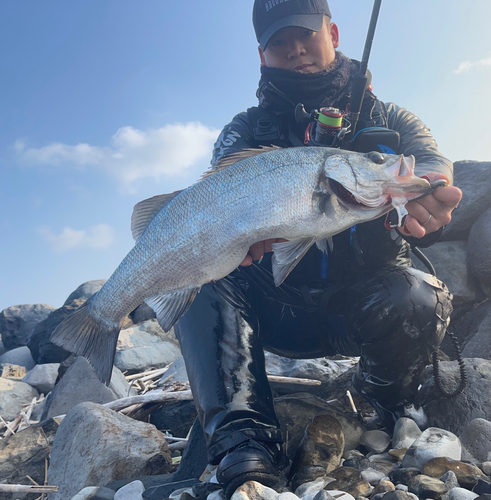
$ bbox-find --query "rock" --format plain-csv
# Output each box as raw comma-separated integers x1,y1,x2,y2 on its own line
150,399,197,438
407,475,448,499
312,491,336,500
423,457,487,489
1,362,27,378
0,377,39,420
389,467,423,485
461,304,491,360
317,491,354,500
447,488,479,500
22,362,59,394
473,480,491,496
361,468,387,484
40,356,115,420
372,480,396,495
460,419,491,464
63,279,106,305
160,355,189,385
376,491,414,500
229,480,278,500
108,365,138,399
47,402,172,500
274,393,365,461
359,430,391,454
0,339,6,356
482,463,491,476
0,418,58,488
412,242,482,306
401,428,461,469
70,486,116,500
0,345,35,370
393,418,423,450
442,161,491,242
115,320,181,374
0,303,56,349
129,303,156,325
114,480,145,500
440,470,460,491
295,478,333,500
27,299,85,364
420,359,491,434
442,302,491,360
388,448,408,462
468,208,491,287
290,414,345,490
325,466,372,498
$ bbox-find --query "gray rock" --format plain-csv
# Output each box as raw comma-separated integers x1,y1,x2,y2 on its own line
459,419,491,464
0,377,39,420
0,303,56,349
150,399,197,438
401,428,461,469
440,471,460,500
161,355,189,385
461,304,491,360
47,402,172,500
482,463,491,476
40,356,115,420
22,362,60,394
129,303,156,325
442,161,491,242
372,480,396,495
70,486,116,500
393,418,422,450
295,478,334,500
395,485,409,492
274,393,365,461
389,467,422,485
412,241,482,305
420,359,491,434
442,301,491,360
109,365,138,399
290,414,344,490
468,208,491,287
28,299,84,364
325,467,372,498
115,320,181,374
447,487,479,500
407,474,448,499
361,468,386,484
63,279,106,305
0,339,6,357
359,430,391,454
0,418,59,488
230,480,278,500
113,480,144,500
0,345,35,370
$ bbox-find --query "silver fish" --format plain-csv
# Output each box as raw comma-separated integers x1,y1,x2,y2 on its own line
51,146,431,384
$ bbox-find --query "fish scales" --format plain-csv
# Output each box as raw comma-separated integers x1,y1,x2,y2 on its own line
50,146,433,384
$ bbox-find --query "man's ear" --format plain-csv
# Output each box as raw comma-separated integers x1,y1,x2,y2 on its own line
330,22,340,49
258,45,266,66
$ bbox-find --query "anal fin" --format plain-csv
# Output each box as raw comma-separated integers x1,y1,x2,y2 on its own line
145,287,200,332
271,237,316,286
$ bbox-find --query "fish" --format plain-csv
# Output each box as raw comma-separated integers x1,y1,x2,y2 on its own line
50,146,432,385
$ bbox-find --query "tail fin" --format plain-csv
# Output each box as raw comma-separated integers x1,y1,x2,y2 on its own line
50,298,120,385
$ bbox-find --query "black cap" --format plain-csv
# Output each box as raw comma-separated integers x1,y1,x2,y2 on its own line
253,0,331,50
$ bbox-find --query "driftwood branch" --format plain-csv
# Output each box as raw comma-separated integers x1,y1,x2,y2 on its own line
0,485,58,493
267,375,321,386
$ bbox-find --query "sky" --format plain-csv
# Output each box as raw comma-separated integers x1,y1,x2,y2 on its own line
1,0,490,312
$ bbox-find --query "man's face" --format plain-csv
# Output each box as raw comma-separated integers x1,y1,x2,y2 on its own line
259,17,339,73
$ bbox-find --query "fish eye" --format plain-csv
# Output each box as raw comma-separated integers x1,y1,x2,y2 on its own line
368,151,385,164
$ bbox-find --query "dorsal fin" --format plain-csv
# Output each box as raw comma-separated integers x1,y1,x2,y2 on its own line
131,190,183,241
201,145,281,179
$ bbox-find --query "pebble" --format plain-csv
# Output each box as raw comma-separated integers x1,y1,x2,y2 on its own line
395,485,408,492
230,481,278,500
114,480,144,500
423,457,488,489
277,493,301,500
401,428,462,469
392,419,423,450
371,479,396,495
295,477,332,500
312,490,337,500
389,467,422,485
70,487,115,500
460,419,491,464
440,471,460,490
407,474,448,499
361,469,387,484
447,487,479,500
482,463,491,476
360,431,391,454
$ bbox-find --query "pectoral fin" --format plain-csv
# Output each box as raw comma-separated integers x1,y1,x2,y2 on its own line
271,237,316,286
145,287,200,332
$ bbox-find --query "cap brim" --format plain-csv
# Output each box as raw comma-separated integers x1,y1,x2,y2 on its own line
259,14,325,50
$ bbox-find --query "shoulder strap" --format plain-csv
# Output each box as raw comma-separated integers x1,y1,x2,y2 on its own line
246,106,282,143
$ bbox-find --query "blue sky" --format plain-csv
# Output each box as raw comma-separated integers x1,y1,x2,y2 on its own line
1,0,490,311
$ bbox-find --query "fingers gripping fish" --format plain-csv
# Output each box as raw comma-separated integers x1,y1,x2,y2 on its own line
50,146,431,385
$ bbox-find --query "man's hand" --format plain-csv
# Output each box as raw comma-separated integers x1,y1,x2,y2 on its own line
398,172,462,238
240,239,288,266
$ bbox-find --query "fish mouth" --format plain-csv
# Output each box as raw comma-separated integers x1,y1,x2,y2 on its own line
328,179,391,211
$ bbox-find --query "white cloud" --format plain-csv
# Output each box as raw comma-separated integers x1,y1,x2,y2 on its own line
15,122,220,192
454,53,491,74
38,224,115,253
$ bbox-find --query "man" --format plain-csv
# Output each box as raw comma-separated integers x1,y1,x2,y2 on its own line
175,1,462,497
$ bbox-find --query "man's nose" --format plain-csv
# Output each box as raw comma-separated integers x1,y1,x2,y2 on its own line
286,40,306,59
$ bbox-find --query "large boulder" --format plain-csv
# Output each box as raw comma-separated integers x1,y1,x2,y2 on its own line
0,346,35,371
115,319,181,374
63,279,106,305
47,402,173,500
420,358,491,434
443,161,491,241
0,304,56,350
468,208,491,287
0,377,39,421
